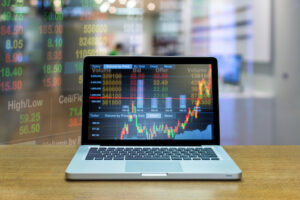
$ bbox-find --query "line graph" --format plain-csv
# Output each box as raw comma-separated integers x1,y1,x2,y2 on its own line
120,65,212,140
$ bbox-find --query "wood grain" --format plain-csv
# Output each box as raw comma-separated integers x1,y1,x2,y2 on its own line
0,145,299,200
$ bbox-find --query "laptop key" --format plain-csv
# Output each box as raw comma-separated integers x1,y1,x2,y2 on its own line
114,157,124,160
125,157,142,160
157,157,170,160
202,157,210,160
171,157,182,160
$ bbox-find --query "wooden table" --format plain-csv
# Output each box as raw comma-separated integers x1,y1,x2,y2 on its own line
0,145,299,200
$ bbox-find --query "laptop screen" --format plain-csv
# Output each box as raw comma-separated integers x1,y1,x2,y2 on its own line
87,63,214,141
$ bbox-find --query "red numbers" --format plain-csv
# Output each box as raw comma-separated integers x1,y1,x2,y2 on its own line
5,52,23,63
42,76,62,88
0,25,23,36
39,25,63,34
68,117,81,128
0,80,23,92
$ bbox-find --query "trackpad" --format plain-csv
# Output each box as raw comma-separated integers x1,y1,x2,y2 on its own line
125,161,182,173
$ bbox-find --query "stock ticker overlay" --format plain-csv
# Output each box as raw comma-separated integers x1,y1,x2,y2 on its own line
88,64,214,141
0,0,112,144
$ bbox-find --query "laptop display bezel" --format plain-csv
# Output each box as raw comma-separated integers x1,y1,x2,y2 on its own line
81,56,220,146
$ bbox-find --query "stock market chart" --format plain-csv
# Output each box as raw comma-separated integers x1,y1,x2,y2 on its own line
0,0,149,144
88,64,214,140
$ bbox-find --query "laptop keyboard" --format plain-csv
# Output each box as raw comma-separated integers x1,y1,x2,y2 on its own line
85,147,219,160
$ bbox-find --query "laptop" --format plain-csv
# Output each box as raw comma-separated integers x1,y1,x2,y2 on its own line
65,56,242,180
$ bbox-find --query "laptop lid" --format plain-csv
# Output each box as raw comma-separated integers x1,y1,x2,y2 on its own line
82,56,220,146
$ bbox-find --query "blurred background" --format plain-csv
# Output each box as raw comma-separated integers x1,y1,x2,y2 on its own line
0,0,299,145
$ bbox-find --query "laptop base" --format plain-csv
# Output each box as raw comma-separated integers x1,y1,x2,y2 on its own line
66,145,242,180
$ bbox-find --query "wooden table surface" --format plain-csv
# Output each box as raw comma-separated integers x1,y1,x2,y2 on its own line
0,145,299,200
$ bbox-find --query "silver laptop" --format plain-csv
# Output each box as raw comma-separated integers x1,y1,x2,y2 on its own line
65,56,242,180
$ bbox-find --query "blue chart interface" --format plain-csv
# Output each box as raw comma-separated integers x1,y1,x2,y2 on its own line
88,64,214,140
